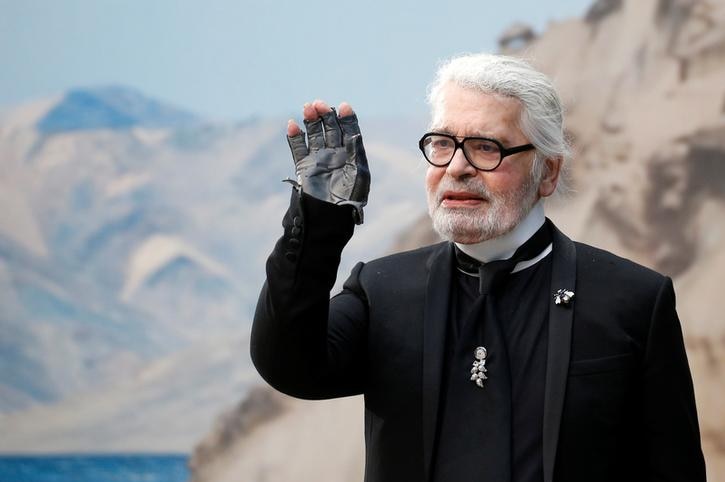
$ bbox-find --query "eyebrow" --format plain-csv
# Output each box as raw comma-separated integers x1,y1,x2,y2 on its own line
430,127,512,145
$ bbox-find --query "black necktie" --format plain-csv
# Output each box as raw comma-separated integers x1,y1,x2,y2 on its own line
454,220,552,294
432,221,552,482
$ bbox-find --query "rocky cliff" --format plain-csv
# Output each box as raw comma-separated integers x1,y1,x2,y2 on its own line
191,0,725,480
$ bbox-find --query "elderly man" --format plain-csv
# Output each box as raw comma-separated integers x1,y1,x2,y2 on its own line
251,54,705,482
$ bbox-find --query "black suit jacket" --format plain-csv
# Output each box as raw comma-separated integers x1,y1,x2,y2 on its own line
251,191,705,482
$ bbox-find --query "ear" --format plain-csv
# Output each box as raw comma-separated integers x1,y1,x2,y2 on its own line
538,156,562,197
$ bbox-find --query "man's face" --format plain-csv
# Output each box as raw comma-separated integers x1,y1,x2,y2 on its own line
425,82,541,244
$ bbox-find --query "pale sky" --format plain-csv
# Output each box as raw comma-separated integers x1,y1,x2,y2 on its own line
1,0,593,121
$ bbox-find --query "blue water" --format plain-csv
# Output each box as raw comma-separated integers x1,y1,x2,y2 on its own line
0,454,189,482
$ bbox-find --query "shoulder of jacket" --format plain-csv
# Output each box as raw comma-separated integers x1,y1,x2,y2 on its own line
549,221,666,285
573,241,668,287
364,242,447,269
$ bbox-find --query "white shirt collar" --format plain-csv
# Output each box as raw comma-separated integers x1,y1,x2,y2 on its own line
455,200,546,264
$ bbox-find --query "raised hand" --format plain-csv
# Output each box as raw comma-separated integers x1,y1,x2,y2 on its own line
286,100,370,225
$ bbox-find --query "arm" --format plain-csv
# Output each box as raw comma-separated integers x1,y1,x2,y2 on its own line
642,277,706,480
251,101,370,400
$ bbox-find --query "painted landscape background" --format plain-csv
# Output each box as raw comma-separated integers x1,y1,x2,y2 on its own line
2,1,725,481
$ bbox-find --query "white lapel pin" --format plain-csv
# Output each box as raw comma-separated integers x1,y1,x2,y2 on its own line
554,289,575,306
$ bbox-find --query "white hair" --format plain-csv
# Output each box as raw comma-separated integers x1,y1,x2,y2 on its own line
427,53,570,194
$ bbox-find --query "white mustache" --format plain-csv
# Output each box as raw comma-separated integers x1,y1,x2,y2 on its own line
433,178,491,205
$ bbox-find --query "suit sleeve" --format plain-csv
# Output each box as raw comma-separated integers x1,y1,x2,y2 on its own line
641,277,706,481
250,189,369,400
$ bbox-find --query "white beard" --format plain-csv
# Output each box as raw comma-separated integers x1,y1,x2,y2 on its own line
427,173,539,244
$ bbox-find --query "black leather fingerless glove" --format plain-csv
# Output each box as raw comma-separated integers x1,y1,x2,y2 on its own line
286,108,370,224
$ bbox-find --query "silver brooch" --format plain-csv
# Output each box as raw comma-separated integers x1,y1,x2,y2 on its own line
554,289,575,306
470,346,488,388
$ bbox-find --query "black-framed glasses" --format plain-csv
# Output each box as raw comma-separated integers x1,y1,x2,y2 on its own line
418,132,535,171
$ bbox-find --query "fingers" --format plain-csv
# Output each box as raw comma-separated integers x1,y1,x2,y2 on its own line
338,102,353,118
306,99,343,148
304,117,325,152
294,99,360,152
312,99,332,116
321,110,343,148
338,105,361,141
304,100,334,151
287,122,308,163
287,119,301,137
301,100,325,150
310,100,344,149
303,102,318,121
336,101,360,141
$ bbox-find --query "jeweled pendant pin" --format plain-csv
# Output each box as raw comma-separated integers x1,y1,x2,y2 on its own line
470,346,488,388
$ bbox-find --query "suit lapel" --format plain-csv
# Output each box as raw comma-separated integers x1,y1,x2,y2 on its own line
421,242,454,480
543,223,577,482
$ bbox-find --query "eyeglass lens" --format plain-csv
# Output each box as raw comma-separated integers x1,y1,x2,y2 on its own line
421,134,502,170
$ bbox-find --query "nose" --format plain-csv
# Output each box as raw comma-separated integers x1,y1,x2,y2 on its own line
445,146,477,178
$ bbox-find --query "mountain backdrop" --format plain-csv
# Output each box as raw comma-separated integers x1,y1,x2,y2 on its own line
188,1,725,481
0,85,427,451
